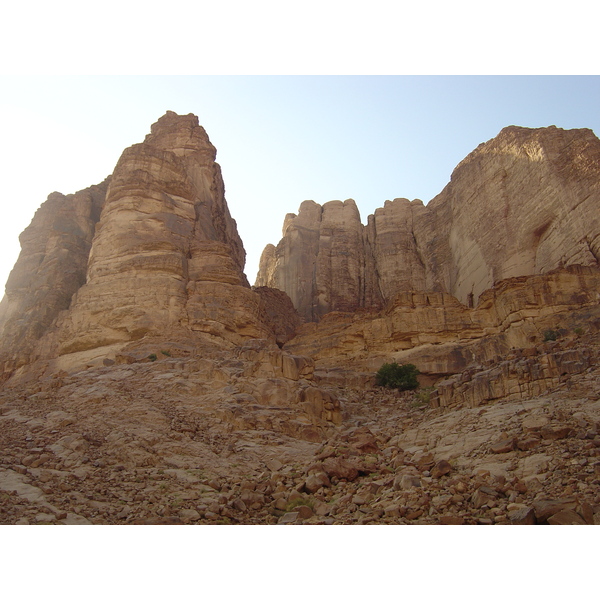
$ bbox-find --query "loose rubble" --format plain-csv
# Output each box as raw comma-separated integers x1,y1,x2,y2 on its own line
1,334,598,525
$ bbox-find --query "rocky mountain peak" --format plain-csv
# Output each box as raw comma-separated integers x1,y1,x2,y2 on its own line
0,112,299,381
144,110,217,161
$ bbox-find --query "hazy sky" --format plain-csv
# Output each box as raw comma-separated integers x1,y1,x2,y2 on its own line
1,75,599,292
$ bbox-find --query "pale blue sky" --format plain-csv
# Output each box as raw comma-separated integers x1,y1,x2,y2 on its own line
1,75,599,290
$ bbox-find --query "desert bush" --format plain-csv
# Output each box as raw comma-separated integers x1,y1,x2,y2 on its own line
285,497,315,512
411,386,434,408
375,362,420,391
543,329,558,342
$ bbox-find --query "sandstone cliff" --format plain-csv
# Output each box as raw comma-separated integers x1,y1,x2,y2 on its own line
0,112,300,380
257,126,600,319
284,264,600,379
0,180,109,372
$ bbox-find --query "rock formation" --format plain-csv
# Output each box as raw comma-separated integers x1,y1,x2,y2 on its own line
0,112,300,381
257,125,600,320
285,264,600,390
1,114,600,527
0,180,109,371
1,321,599,525
256,199,372,321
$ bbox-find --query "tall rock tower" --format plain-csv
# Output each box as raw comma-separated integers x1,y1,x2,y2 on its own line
0,112,291,378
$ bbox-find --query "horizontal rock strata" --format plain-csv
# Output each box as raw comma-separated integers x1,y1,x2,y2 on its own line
0,112,302,382
282,264,600,416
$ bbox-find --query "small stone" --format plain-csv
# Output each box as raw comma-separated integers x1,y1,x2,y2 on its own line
396,474,421,490
522,415,549,432
35,513,57,523
471,486,497,509
533,498,577,523
517,437,540,451
116,506,131,519
431,460,452,478
266,459,283,472
62,513,93,525
547,509,587,525
240,490,265,507
315,502,331,516
507,507,536,525
278,512,299,524
490,438,515,454
295,505,314,520
179,509,201,522
316,445,336,460
287,489,303,504
271,497,286,511
540,425,573,441
417,453,435,471
384,505,402,518
405,509,424,520
232,498,247,512
455,481,467,493
304,472,331,493
321,457,359,481
580,502,595,525
439,516,464,525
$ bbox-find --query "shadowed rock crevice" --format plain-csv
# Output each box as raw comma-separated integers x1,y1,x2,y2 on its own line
0,179,110,368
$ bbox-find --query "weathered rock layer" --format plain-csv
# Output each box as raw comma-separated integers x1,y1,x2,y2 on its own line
0,112,300,381
284,265,600,385
257,126,600,320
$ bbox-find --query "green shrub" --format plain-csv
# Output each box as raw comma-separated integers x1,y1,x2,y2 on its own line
543,329,558,342
574,327,584,336
411,386,434,407
375,362,420,391
148,353,157,362
285,497,315,512
161,350,171,357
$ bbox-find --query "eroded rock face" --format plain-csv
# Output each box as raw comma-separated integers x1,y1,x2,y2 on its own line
257,126,600,319
54,111,263,352
421,125,600,305
0,112,301,380
0,180,109,372
284,265,600,380
257,199,368,321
